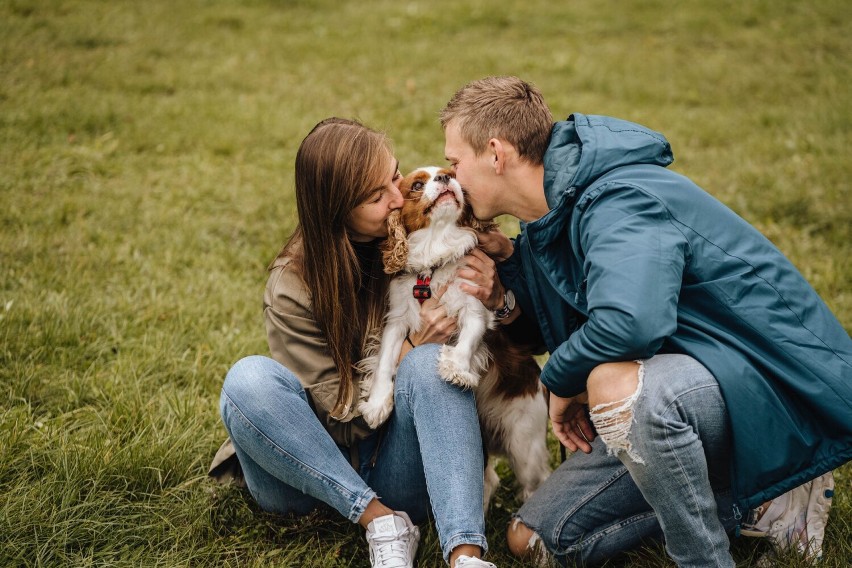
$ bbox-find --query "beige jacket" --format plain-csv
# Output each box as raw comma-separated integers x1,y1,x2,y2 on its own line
208,257,373,484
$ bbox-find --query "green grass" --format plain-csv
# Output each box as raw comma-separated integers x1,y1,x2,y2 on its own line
1,0,849,566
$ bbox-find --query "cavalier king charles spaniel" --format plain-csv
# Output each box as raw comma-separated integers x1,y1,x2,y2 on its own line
357,166,551,508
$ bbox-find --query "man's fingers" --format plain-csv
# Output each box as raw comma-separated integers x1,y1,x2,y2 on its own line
466,247,491,265
551,421,575,451
457,281,488,301
456,267,482,283
461,249,496,278
563,424,593,454
571,405,597,446
579,415,596,443
475,227,513,259
551,398,595,454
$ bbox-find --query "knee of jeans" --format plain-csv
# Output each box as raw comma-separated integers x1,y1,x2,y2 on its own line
394,343,441,393
588,361,646,465
222,355,302,405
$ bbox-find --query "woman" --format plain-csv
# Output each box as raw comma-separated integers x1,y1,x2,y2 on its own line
209,118,500,568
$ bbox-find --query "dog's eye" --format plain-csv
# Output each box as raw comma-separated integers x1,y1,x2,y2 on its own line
410,181,424,192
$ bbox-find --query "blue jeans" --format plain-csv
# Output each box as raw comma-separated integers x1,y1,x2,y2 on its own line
219,344,487,562
516,354,738,567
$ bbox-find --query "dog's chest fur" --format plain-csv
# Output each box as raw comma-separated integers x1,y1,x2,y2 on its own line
403,223,479,315
405,219,477,273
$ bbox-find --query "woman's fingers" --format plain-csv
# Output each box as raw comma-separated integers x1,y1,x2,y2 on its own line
416,285,457,344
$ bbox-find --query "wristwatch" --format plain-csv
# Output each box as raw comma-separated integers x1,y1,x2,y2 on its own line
494,289,516,320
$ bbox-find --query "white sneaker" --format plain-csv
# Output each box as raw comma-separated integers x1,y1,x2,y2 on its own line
741,471,834,562
454,555,497,568
365,511,420,568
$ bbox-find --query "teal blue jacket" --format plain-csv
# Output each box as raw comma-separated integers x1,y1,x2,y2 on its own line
498,114,852,516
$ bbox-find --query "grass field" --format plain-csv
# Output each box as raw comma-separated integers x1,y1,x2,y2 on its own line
1,0,850,566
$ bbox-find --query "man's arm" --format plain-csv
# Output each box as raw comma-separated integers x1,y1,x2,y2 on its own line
455,225,548,353
541,187,689,397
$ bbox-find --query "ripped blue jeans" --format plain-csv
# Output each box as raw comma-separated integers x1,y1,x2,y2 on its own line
516,354,738,567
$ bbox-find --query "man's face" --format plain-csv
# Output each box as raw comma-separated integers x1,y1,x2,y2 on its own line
444,121,496,220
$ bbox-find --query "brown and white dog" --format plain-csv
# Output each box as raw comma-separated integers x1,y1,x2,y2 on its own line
357,166,551,508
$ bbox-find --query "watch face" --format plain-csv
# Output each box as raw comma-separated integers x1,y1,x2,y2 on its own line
506,289,516,311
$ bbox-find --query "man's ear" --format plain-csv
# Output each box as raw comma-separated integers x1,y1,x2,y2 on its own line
382,210,409,274
489,138,506,175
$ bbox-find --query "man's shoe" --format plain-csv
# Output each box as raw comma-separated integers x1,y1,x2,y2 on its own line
741,471,834,561
454,555,497,568
365,511,419,568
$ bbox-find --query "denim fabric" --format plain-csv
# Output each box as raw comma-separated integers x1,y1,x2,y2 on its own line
516,354,737,567
219,344,487,562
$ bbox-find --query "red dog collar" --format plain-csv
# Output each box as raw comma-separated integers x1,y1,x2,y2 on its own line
413,274,432,304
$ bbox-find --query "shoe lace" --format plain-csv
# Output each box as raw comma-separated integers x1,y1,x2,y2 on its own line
370,529,411,566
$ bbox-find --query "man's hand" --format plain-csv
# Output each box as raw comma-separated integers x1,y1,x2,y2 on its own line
456,248,503,310
550,391,596,454
476,227,514,262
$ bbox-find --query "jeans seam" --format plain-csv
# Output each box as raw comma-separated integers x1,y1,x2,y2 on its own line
560,510,658,554
222,391,374,522
546,465,632,551
658,382,727,563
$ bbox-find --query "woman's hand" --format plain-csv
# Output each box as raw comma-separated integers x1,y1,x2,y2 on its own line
409,285,457,345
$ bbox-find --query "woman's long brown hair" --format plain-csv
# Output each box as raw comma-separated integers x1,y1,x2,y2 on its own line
276,118,392,419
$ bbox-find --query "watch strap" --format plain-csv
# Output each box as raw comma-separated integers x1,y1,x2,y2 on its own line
494,290,513,320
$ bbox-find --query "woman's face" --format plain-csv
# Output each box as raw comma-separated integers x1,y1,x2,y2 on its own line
347,156,404,242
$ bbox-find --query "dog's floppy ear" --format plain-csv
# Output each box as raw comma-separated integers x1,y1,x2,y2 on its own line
382,210,409,274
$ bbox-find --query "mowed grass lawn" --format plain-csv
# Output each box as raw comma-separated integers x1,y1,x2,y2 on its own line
1,0,850,566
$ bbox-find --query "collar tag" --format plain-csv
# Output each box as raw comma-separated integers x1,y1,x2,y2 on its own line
413,274,432,304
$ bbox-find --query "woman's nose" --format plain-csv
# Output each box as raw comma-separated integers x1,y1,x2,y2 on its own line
389,185,404,210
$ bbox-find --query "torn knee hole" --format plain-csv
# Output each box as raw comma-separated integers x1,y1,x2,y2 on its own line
589,360,646,464
509,519,547,561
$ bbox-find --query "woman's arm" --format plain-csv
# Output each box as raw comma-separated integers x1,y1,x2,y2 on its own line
263,261,369,444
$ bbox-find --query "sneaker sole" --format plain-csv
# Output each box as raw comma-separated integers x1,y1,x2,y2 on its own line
740,527,769,538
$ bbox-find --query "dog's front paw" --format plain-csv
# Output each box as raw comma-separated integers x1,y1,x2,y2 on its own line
358,392,394,429
438,345,479,389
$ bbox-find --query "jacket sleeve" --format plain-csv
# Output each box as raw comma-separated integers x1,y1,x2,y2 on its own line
496,232,546,352
497,233,535,320
540,186,689,397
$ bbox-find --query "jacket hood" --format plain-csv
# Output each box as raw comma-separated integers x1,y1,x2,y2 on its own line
543,113,674,208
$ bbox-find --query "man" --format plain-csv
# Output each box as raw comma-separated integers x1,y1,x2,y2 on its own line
442,76,851,567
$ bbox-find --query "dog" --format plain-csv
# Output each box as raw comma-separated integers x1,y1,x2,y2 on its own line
357,166,551,508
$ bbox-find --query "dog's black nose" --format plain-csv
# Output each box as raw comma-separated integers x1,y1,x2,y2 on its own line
435,173,451,184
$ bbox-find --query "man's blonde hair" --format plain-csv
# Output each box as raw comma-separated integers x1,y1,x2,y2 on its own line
440,76,553,165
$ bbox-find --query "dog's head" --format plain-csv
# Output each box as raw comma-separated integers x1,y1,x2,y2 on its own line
397,166,465,231
383,167,498,274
